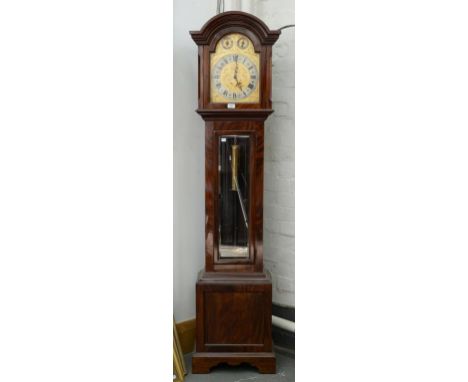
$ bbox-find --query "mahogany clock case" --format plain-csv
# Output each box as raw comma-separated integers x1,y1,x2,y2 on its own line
192,271,275,374
191,11,280,273
191,11,280,113
190,11,281,374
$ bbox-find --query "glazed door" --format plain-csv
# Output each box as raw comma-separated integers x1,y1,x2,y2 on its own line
218,135,250,259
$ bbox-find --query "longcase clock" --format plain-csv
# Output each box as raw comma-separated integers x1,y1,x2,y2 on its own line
190,11,280,374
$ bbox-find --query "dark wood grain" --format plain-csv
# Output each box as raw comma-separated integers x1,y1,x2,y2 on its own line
190,11,280,45
196,109,273,120
195,271,273,351
208,121,265,273
190,11,280,375
204,121,215,271
192,352,276,374
191,11,280,111
194,271,274,373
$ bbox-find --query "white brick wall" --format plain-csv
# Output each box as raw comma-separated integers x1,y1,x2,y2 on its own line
242,0,295,308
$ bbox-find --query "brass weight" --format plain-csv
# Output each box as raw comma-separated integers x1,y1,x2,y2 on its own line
231,144,239,191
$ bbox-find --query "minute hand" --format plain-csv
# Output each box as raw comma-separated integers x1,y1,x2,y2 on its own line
233,60,243,91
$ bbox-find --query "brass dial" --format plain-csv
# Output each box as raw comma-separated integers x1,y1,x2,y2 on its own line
212,54,258,101
210,33,260,103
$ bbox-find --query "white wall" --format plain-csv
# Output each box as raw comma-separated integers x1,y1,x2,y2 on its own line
252,0,295,309
173,0,213,322
173,0,295,321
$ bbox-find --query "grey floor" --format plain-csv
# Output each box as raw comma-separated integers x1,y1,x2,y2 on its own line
183,350,295,382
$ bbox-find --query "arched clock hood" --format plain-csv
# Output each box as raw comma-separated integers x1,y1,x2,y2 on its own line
190,11,280,47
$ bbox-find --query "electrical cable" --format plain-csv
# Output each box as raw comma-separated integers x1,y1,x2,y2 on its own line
216,0,225,14
279,24,295,31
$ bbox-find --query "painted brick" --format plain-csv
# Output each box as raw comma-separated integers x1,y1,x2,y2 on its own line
271,101,290,117
264,193,294,210
264,203,295,221
263,231,295,252
244,0,295,308
265,161,295,178
278,221,295,237
272,87,295,104
277,276,295,293
264,177,294,193
265,146,295,162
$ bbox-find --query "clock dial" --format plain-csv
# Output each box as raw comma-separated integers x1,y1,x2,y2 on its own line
210,33,260,103
221,37,233,49
237,37,248,49
212,54,258,101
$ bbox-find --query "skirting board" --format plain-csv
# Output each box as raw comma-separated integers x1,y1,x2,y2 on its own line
175,318,196,354
272,303,295,353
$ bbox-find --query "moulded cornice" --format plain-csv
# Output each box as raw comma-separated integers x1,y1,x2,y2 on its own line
196,108,274,121
190,11,280,46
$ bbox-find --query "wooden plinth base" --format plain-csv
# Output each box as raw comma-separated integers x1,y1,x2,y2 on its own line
192,352,276,374
193,271,275,374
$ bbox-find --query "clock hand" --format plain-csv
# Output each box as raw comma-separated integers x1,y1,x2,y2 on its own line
233,58,243,91
233,58,239,80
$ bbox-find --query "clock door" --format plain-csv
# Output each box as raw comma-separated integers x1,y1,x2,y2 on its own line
208,122,264,272
218,134,250,259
